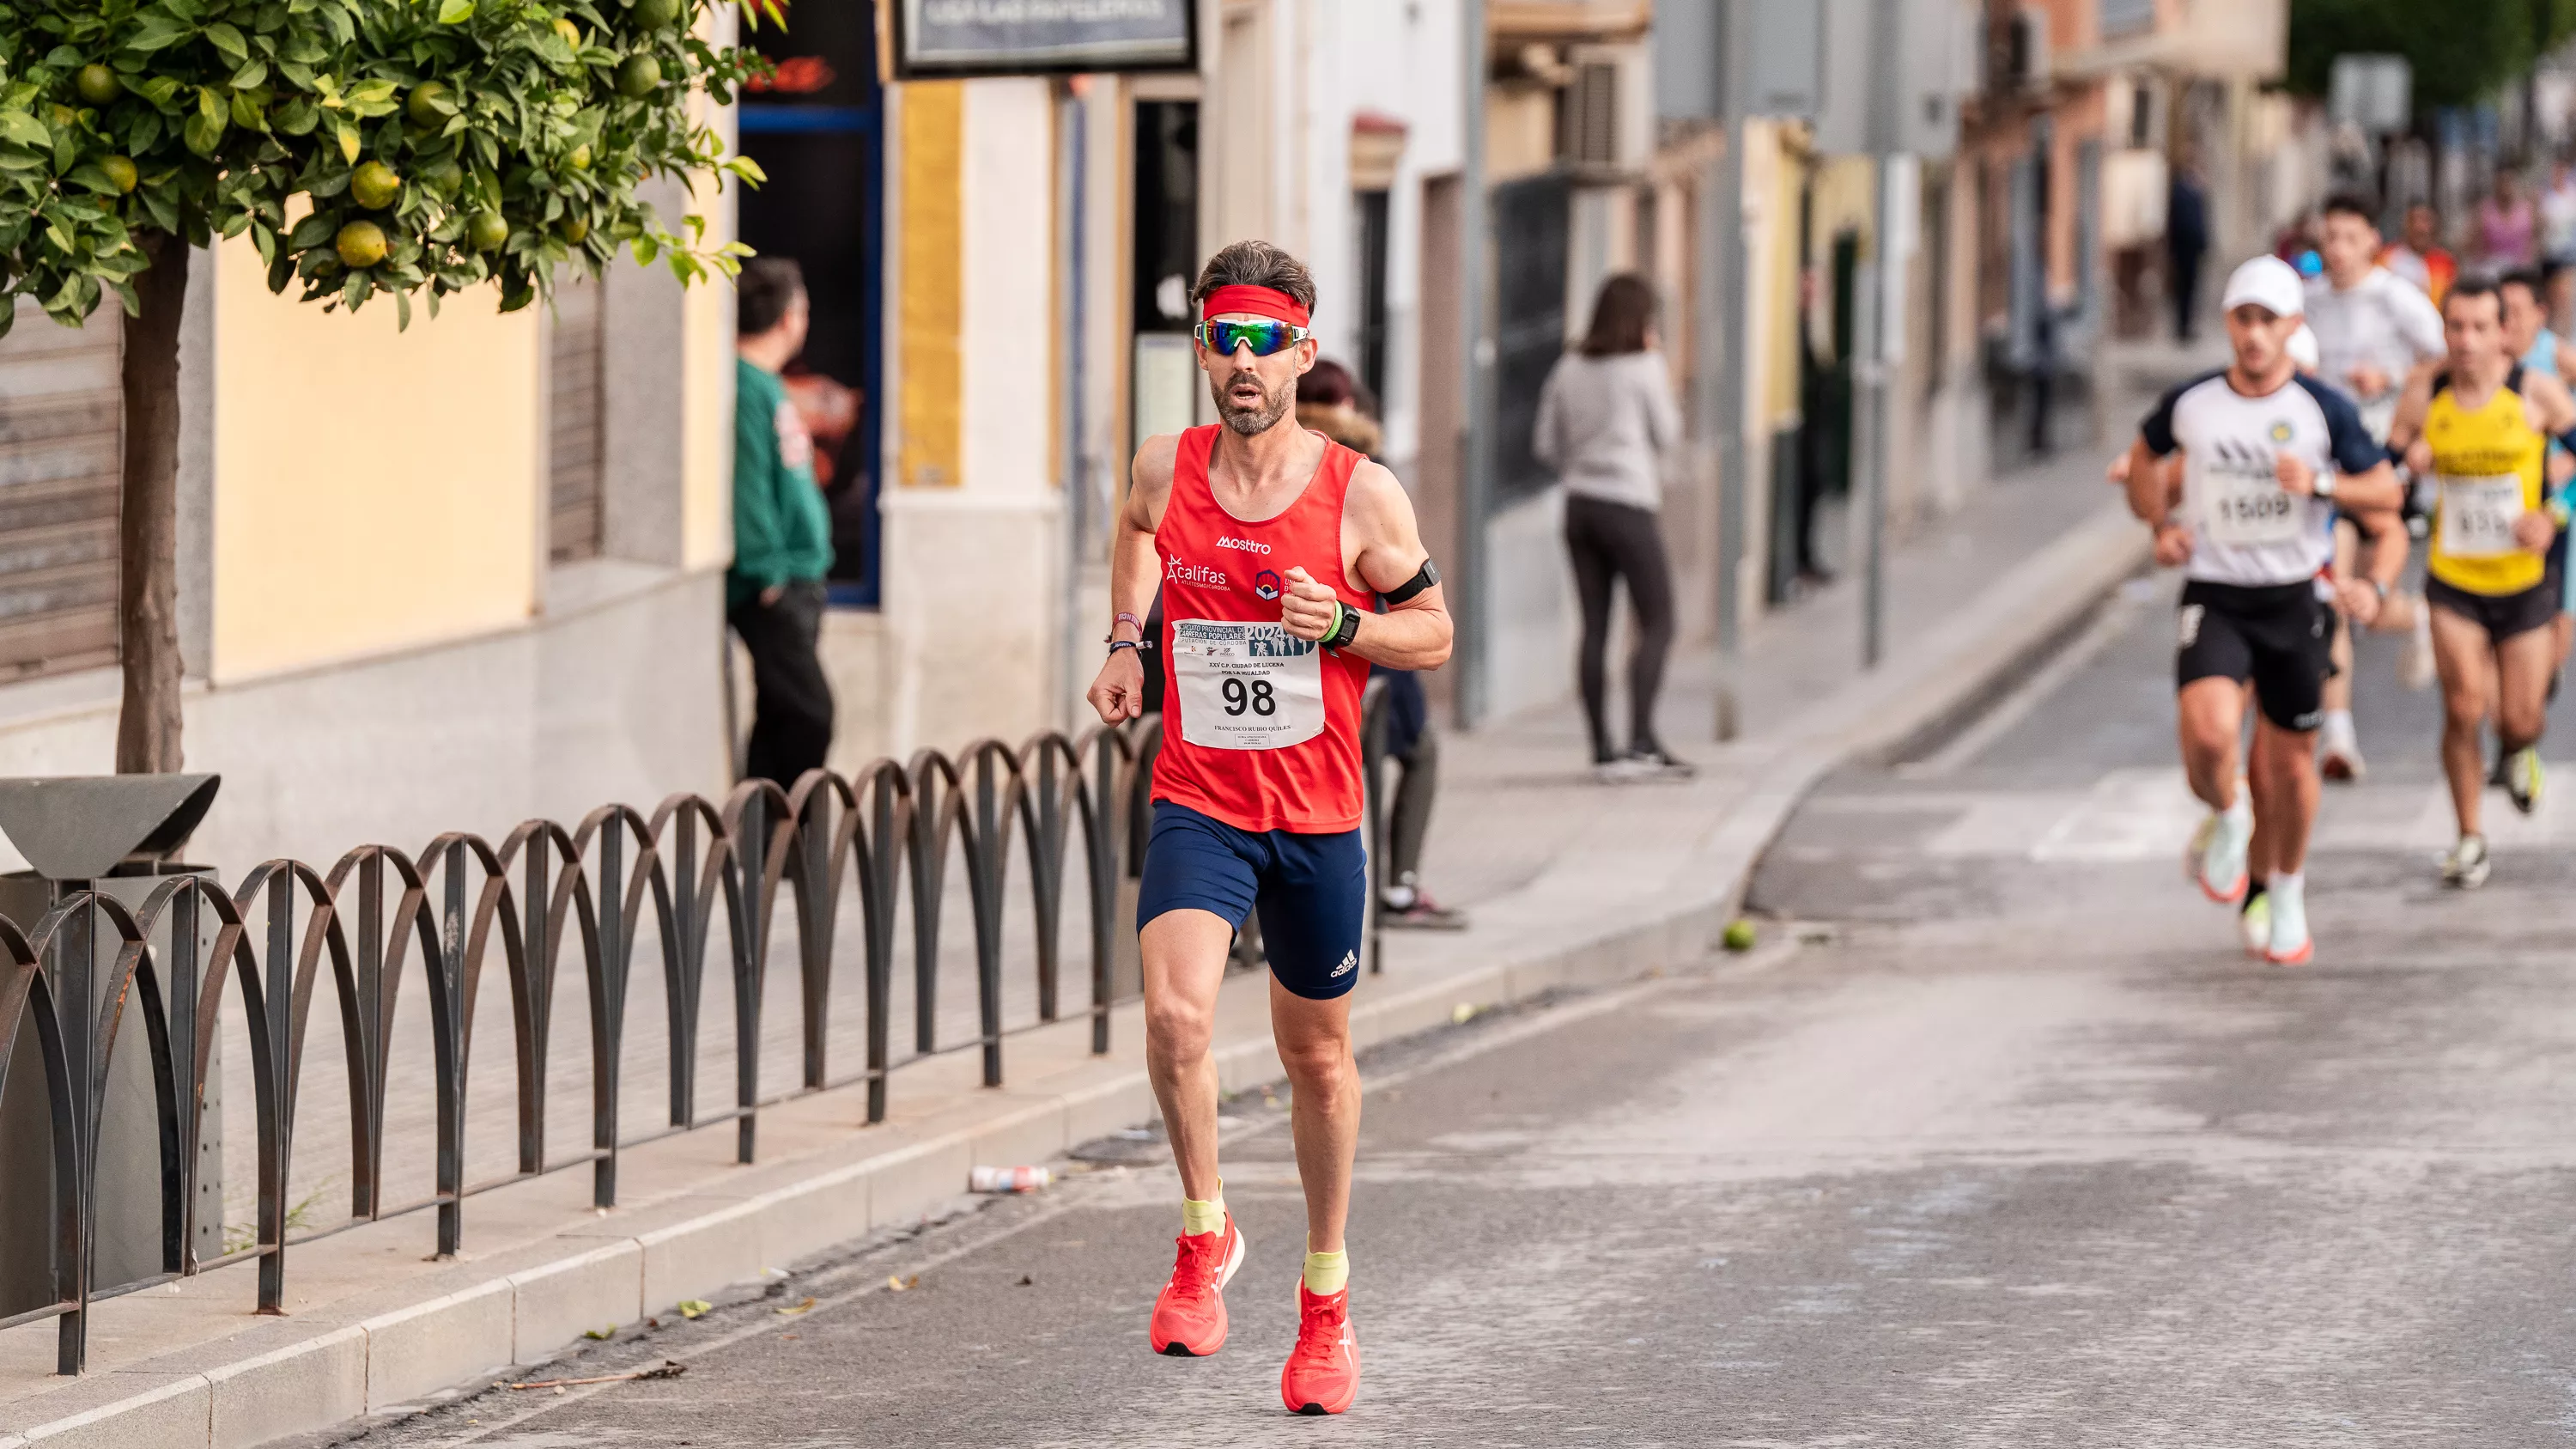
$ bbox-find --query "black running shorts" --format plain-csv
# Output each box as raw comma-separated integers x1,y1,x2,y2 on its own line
2427,570,2561,644
2175,579,2332,733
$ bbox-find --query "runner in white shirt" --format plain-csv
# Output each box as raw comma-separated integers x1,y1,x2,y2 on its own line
2303,194,2447,780
2123,256,2405,965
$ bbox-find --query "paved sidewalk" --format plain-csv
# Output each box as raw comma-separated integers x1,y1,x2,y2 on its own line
0,428,2162,1448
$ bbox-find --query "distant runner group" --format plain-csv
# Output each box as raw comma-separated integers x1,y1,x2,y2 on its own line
2124,192,2576,961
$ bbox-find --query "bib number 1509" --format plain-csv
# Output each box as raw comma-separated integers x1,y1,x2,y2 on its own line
1222,678,1277,716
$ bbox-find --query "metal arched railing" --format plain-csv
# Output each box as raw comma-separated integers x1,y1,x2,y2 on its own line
0,719,1179,1374
5,701,1405,1375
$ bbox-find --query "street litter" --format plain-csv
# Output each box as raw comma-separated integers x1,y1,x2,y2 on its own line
887,1274,920,1292
970,1165,1052,1193
776,1296,817,1316
676,1300,713,1318
580,1325,617,1341
508,1361,685,1391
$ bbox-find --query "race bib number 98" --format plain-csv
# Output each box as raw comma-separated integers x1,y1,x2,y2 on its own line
2436,474,2525,559
1172,619,1326,751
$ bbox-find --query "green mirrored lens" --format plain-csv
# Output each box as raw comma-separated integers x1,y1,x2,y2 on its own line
1199,320,1298,356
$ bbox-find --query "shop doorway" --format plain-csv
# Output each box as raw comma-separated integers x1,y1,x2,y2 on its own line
741,2,884,606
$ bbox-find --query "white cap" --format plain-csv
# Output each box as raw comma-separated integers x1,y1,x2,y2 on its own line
2221,255,2306,320
2287,324,2320,371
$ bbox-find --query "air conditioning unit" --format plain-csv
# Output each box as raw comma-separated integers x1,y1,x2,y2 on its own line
1564,43,1651,175
2006,6,2050,94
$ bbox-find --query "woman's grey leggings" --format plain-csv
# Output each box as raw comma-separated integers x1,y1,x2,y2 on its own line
1563,492,1676,762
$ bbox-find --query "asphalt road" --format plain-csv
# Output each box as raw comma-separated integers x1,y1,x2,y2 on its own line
343,574,2576,1447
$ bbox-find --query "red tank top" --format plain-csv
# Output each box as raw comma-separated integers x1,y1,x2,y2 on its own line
1153,425,1373,834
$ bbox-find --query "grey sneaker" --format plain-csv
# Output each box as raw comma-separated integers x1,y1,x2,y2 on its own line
2441,834,2492,890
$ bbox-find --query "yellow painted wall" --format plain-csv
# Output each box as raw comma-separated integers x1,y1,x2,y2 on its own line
210,236,541,682
898,81,964,489
1759,122,1806,427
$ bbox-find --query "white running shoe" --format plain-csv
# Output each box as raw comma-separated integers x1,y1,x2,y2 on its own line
2238,890,2271,958
2500,747,2544,816
2440,834,2492,889
2194,795,2252,904
2318,713,2365,783
2265,880,2312,965
2398,603,2437,692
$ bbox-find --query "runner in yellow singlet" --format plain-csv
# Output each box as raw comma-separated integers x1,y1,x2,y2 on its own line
2387,276,2576,886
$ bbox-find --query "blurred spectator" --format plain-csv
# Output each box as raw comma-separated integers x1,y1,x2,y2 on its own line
2476,168,2537,269
2543,158,2576,266
781,368,860,488
1297,359,1466,930
730,259,836,787
1535,274,1692,782
2166,162,2210,343
2382,204,2457,307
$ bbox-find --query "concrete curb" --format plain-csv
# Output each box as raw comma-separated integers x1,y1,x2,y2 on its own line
3,502,2152,1449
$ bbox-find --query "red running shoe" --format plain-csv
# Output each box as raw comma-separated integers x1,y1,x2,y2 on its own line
1148,1217,1244,1356
1279,1283,1360,1415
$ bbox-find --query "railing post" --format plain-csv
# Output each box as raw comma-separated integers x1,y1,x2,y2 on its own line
435,839,465,1258
165,886,199,1275
54,886,94,1375
735,792,763,1165
593,819,625,1209
257,870,290,1316
865,775,897,1124
1089,732,1118,1056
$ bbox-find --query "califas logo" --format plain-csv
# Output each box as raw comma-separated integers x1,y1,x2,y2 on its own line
1164,552,1227,588
1217,535,1272,555
1255,568,1282,601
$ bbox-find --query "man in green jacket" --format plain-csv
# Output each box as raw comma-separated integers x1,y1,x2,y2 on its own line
731,259,836,785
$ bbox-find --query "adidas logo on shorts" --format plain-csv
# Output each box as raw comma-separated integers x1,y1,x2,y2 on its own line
1331,950,1358,977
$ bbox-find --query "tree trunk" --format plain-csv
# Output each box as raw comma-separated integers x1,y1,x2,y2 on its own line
116,234,187,776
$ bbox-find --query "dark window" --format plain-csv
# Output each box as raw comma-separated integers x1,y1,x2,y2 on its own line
549,269,604,563
741,1,884,604
1353,187,1391,405
1492,172,1571,506
0,300,120,681
1133,100,1200,337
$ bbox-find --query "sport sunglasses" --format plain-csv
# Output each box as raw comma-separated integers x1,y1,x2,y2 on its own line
1193,319,1312,356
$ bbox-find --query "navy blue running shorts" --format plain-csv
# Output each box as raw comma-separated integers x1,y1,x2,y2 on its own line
1136,801,1367,1001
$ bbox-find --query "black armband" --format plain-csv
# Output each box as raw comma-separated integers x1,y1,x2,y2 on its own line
1381,558,1441,606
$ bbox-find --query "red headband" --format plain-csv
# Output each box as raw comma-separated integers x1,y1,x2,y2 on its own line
1201,284,1310,328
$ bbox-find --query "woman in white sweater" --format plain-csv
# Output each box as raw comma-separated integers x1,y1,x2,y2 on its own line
1534,273,1690,779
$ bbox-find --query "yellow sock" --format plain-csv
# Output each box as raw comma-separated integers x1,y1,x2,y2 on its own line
1303,1244,1348,1295
1182,1182,1225,1237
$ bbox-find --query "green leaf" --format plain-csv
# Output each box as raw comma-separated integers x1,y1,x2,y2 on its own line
231,91,267,131
0,111,50,149
183,111,224,157
333,118,358,163
204,23,250,64
127,14,193,52
288,210,336,248
437,0,476,21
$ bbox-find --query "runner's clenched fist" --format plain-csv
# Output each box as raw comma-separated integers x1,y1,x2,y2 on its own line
1279,565,1341,642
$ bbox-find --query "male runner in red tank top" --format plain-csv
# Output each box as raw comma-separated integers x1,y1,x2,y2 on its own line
1087,240,1453,1416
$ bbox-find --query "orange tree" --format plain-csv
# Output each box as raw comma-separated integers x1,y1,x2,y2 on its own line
0,0,773,771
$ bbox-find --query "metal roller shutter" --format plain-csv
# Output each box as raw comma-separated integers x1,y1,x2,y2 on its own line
0,299,122,680
549,270,605,563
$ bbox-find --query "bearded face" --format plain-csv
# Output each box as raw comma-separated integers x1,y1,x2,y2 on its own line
1211,360,1297,436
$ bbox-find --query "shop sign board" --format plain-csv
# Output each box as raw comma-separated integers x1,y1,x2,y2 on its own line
892,0,1197,79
